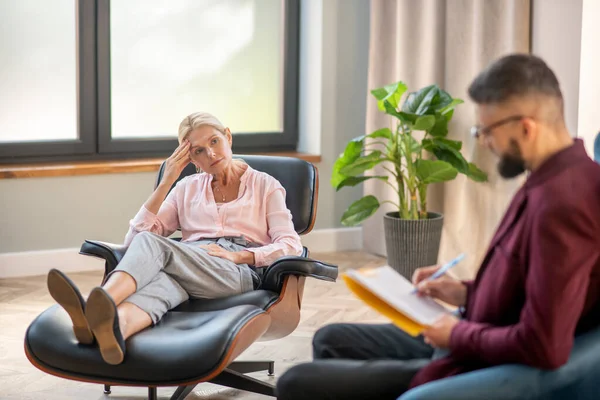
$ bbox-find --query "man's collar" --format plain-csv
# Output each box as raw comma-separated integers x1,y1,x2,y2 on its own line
525,138,587,189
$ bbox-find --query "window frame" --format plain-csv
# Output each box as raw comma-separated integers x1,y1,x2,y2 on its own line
0,0,97,162
0,0,300,164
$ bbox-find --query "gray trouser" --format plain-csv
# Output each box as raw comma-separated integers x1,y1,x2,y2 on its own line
108,231,255,324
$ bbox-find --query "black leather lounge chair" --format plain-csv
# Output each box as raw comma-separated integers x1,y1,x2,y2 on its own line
24,155,338,399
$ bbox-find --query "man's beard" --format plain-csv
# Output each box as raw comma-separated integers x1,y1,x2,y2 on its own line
498,139,526,178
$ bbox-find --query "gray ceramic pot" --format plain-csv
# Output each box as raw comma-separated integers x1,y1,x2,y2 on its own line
383,211,444,279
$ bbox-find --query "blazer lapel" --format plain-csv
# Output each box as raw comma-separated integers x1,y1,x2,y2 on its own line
475,188,528,280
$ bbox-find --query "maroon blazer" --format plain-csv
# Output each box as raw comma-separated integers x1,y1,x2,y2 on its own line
411,139,600,388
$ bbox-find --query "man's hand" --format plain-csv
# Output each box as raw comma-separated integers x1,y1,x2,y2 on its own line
412,265,468,307
422,314,460,348
200,244,255,265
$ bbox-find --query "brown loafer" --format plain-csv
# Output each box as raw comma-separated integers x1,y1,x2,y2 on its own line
85,287,126,365
47,269,95,345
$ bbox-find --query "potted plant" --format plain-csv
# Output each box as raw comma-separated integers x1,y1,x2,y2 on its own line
332,82,488,278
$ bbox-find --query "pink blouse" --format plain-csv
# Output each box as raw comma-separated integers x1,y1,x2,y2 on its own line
124,165,303,267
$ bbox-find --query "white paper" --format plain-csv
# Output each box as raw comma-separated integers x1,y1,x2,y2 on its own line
346,265,450,326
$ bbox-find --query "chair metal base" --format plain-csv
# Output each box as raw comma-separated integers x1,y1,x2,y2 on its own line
101,360,276,400
228,360,275,376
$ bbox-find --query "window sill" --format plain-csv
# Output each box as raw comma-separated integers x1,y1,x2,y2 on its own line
0,152,322,179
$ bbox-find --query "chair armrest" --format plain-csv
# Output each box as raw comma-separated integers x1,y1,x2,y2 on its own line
79,240,128,275
260,256,338,292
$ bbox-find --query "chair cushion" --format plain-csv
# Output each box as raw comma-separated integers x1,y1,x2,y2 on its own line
172,289,279,313
26,304,266,385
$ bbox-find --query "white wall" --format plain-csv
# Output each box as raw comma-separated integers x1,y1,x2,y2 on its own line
313,0,371,231
531,0,582,136
578,0,600,155
531,0,600,156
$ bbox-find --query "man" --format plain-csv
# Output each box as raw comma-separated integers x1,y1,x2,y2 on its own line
275,54,600,400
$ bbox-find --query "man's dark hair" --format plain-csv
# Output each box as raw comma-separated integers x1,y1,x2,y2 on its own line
468,54,563,104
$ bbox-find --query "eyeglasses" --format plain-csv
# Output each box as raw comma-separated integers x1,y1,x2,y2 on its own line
470,115,525,139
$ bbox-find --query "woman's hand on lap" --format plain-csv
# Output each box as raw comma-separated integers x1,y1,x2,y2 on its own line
200,244,255,265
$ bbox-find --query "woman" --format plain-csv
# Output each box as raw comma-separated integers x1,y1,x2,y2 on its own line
47,112,303,365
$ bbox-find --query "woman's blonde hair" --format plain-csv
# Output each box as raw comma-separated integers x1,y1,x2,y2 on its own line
177,112,226,144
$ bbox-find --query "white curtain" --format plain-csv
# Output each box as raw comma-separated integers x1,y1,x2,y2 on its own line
363,0,531,279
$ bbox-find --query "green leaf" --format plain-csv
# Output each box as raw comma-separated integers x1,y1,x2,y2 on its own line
415,159,458,184
331,157,347,188
383,82,408,109
467,162,488,182
432,147,469,174
330,139,364,187
371,88,388,100
429,113,449,137
382,100,407,120
401,134,421,154
398,112,418,123
335,175,388,191
340,151,384,176
343,139,364,161
344,128,392,148
341,195,380,226
368,127,392,140
413,115,436,131
421,139,487,182
401,85,438,115
372,81,408,111
422,138,462,152
439,98,464,115
430,89,454,111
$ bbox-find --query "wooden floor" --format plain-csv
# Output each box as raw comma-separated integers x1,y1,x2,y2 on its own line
0,251,387,400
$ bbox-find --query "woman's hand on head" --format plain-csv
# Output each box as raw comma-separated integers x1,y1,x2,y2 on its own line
162,140,192,185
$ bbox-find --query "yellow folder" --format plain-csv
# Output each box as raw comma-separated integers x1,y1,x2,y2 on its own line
342,273,427,336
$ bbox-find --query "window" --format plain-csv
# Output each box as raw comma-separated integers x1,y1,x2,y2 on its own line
0,0,299,163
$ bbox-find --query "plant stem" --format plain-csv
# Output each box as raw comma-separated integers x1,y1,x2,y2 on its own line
409,191,419,219
395,165,409,218
417,135,426,219
380,163,406,216
381,200,401,209
364,141,389,148
382,177,400,195
418,184,428,219
381,165,399,179
400,125,418,219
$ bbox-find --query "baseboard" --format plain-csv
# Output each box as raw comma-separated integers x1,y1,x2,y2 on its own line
0,248,104,279
301,227,363,253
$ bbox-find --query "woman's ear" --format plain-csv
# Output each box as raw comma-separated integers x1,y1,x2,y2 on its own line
224,128,233,146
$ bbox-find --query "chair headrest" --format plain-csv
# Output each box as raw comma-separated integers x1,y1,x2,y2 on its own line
156,155,318,235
